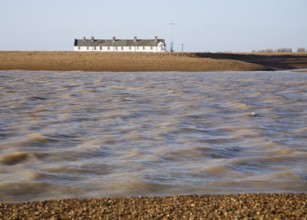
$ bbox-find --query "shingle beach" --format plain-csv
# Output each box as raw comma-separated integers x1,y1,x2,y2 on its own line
1,51,307,72
1,194,306,219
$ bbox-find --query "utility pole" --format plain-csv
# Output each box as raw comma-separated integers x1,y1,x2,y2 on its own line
181,43,184,52
169,23,175,52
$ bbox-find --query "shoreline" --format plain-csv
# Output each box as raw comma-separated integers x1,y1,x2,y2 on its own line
1,51,307,72
1,193,306,219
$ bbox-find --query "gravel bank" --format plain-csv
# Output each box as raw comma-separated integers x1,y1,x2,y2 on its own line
0,51,265,72
1,194,306,219
4,51,307,72
1,51,307,72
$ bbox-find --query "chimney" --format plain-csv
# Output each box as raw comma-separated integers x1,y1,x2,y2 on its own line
112,36,116,42
91,36,95,42
134,36,137,42
83,37,86,41
154,36,158,42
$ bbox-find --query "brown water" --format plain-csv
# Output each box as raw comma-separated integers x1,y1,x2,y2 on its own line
0,71,306,202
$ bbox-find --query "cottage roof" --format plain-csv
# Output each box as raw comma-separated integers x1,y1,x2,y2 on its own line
74,37,165,47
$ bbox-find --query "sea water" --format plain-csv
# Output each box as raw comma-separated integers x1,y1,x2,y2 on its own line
0,70,306,202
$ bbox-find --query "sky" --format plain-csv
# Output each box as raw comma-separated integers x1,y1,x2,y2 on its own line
0,0,306,52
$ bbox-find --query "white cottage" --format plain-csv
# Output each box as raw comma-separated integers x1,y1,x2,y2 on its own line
74,36,166,52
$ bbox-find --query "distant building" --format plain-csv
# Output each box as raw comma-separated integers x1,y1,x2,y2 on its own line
74,36,166,52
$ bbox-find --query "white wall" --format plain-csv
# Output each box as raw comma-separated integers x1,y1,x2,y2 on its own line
74,45,166,52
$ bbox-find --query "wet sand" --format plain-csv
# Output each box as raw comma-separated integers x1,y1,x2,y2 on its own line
1,194,306,219
1,51,307,72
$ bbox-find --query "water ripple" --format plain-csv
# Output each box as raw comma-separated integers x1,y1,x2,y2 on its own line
0,70,306,202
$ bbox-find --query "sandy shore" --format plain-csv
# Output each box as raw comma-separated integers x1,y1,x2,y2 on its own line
0,194,306,219
1,51,307,72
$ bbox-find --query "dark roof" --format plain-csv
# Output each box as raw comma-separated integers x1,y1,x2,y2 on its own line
74,37,165,47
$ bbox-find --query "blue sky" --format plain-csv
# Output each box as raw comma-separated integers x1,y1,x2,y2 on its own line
0,0,306,52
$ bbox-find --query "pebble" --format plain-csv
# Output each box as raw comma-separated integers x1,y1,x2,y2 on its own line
0,194,306,219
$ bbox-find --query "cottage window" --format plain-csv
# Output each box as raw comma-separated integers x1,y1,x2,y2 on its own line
78,46,81,50
107,46,110,50
121,46,124,50
115,47,118,50
100,46,102,50
94,47,96,50
143,46,145,50
87,46,89,50
150,46,153,50
129,46,131,50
